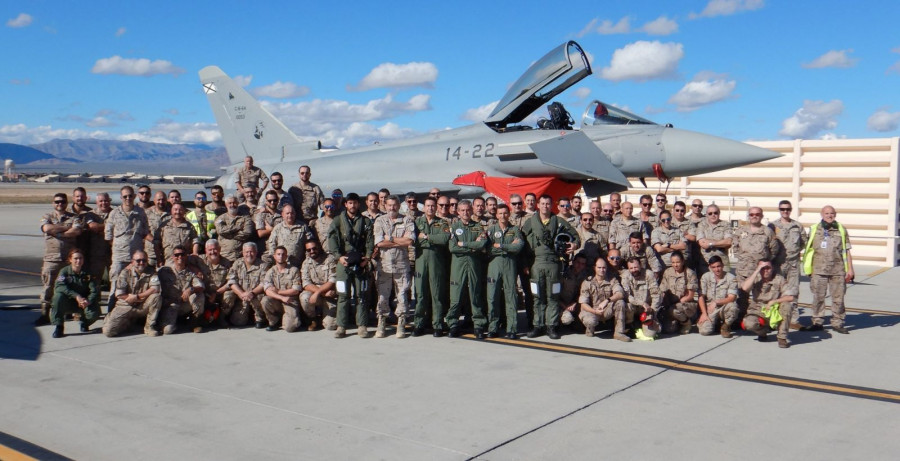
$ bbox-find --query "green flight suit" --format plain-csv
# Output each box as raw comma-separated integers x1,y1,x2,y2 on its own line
327,211,374,329
486,223,524,334
413,215,451,330
522,214,580,328
51,265,101,327
446,219,488,330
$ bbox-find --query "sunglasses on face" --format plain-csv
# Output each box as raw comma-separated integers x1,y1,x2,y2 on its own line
266,199,278,203
133,258,147,264
641,203,651,207
173,253,186,258
779,208,792,212
121,195,134,199
656,199,667,203
138,191,150,195
674,208,685,212
609,257,621,261
661,218,672,222
708,211,720,215
511,202,522,206
692,204,702,208
54,200,66,204
324,205,334,209
438,204,449,207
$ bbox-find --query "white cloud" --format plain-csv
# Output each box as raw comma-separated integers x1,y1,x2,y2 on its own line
262,93,430,125
802,49,858,68
668,72,736,111
0,120,222,146
596,17,631,35
690,0,764,19
461,101,499,122
867,109,900,132
351,62,438,91
233,75,252,87
639,16,678,35
576,18,599,38
250,81,310,99
6,13,32,28
778,99,843,138
115,27,126,37
888,47,900,74
118,119,222,144
573,87,592,100
91,56,185,77
599,41,684,81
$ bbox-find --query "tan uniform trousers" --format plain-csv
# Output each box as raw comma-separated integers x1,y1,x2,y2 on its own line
628,303,661,337
216,291,252,326
776,258,802,323
661,300,699,333
810,274,846,328
40,261,64,314
102,293,162,337
261,296,301,332
578,300,632,336
376,268,410,318
697,301,739,335
744,301,792,340
299,291,337,325
161,293,205,335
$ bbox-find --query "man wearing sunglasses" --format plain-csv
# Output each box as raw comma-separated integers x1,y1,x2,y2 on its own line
263,204,314,270
696,204,733,275
732,206,778,285
157,245,205,334
195,239,236,329
300,240,337,331
262,246,303,332
637,194,657,243
287,165,325,224
215,195,256,264
37,193,83,326
187,191,217,250
136,185,154,210
160,203,200,264
103,250,161,337
576,213,605,266
651,210,688,269
769,200,808,330
262,171,293,212
105,186,150,314
227,242,266,328
557,197,577,225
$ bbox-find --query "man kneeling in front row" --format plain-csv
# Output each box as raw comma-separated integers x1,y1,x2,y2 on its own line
103,250,162,337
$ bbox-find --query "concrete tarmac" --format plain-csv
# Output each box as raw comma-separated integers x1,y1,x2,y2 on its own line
1,204,898,460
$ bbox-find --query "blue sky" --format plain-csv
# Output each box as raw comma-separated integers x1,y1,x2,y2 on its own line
2,0,899,149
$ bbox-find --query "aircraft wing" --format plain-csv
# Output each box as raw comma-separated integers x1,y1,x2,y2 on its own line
529,131,630,187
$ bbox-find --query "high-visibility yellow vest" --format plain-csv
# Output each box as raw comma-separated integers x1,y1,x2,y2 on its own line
802,222,848,276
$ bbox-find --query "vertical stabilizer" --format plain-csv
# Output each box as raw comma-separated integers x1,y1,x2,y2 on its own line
199,66,315,164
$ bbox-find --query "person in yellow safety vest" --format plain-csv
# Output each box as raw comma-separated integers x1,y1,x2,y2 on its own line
187,191,218,250
801,205,854,334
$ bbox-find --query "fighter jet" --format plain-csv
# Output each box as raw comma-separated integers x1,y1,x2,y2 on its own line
199,41,778,201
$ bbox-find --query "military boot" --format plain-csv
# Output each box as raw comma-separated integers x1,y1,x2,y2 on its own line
395,316,406,338
721,323,733,338
334,326,347,338
375,315,387,338
358,325,369,338
52,324,64,338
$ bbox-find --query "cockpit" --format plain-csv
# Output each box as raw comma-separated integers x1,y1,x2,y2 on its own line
581,100,656,126
483,40,658,133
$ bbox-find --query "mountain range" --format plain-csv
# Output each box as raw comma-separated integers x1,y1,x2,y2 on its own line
0,139,229,175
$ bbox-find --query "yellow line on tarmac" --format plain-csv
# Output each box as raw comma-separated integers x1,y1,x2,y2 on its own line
472,336,900,403
0,267,40,276
0,443,39,461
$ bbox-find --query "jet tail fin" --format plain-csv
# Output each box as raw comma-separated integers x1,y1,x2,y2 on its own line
199,66,320,165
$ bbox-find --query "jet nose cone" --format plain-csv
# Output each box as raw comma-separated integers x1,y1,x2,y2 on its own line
660,128,780,176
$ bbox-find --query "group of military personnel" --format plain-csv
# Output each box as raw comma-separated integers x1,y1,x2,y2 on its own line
39,156,855,349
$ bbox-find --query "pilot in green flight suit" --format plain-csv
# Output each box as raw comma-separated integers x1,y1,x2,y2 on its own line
486,204,524,339
521,194,579,340
50,249,101,338
446,200,488,338
327,193,374,338
412,197,452,336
